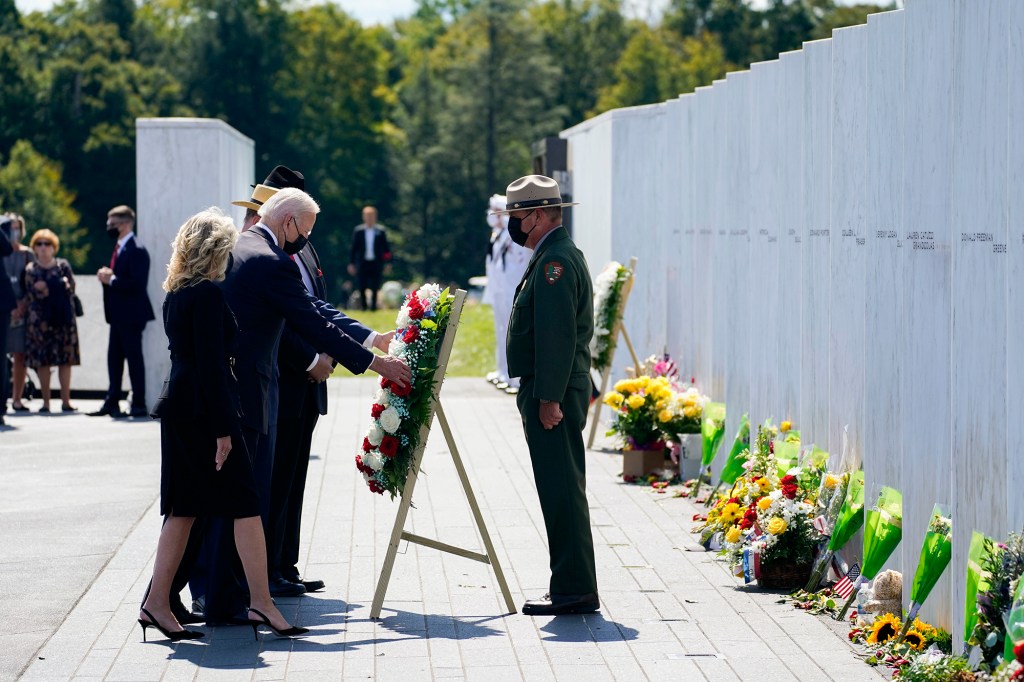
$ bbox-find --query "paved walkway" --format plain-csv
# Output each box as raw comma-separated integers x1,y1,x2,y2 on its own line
4,379,882,681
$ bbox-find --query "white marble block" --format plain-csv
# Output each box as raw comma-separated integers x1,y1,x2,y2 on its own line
135,118,254,411
901,0,955,633
561,111,615,274
677,95,697,378
800,39,833,452
950,0,1010,645
1008,0,1024,536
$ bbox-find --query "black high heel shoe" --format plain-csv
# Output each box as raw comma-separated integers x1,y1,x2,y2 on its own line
138,607,205,642
247,607,309,639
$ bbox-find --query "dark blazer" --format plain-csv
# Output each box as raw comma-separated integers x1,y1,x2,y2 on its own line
154,279,241,436
102,235,156,326
349,225,391,266
222,227,375,434
277,242,372,418
0,219,14,314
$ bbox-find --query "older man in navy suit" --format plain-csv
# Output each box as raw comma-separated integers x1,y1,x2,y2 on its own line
92,205,155,418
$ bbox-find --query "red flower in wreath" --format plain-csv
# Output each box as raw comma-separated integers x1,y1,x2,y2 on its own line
371,403,385,419
362,437,372,453
389,380,412,397
368,480,384,495
379,435,399,458
408,301,425,320
403,326,420,343
355,454,373,475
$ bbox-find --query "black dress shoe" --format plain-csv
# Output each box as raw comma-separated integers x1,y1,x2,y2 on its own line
282,573,325,592
129,406,149,418
268,577,306,598
88,403,120,417
521,592,600,616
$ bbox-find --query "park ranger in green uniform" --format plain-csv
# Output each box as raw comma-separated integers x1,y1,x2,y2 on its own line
500,175,599,616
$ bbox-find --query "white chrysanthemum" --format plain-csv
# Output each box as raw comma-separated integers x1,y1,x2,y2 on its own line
379,406,401,434
367,423,384,446
768,489,783,502
389,338,407,357
395,307,411,328
364,452,384,471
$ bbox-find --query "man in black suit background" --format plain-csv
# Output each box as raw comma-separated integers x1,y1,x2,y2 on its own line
0,216,14,427
196,186,409,622
92,205,155,418
347,206,391,311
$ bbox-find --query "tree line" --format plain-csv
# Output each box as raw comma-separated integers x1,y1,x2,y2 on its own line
0,0,890,300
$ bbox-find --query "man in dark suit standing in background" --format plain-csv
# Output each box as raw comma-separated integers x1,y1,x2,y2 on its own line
0,216,14,428
92,205,155,418
347,206,391,311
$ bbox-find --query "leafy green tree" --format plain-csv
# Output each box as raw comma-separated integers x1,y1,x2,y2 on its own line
0,140,86,267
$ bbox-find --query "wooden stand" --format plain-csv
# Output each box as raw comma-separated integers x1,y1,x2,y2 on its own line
370,289,516,618
587,256,641,449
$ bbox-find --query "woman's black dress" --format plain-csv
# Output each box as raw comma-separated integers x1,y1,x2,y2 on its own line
155,279,259,518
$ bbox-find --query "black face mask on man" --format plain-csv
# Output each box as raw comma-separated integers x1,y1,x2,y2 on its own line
507,210,535,247
106,224,121,240
283,217,308,255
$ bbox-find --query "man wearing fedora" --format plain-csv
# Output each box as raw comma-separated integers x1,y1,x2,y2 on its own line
502,175,599,616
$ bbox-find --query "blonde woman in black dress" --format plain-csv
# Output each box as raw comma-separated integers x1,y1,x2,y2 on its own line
139,208,306,642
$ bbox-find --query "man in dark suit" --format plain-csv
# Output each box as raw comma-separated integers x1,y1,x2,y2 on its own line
91,205,155,418
0,216,14,428
347,206,391,311
197,186,409,623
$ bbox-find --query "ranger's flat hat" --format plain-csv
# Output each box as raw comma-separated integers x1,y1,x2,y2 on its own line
232,165,305,211
496,174,578,213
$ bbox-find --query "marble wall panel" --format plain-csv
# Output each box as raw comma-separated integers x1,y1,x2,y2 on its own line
863,9,907,583
677,96,697,377
901,0,955,634
800,40,833,452
135,118,254,410
778,52,804,428
1008,0,1024,535
663,99,684,366
828,26,868,495
692,87,714,388
950,0,1009,645
710,81,729,406
561,112,615,274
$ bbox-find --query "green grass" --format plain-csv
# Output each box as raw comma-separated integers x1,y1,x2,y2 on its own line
331,302,496,378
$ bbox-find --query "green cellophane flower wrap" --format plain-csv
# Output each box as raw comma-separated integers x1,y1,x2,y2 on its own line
898,504,952,642
1003,577,1024,662
837,484,902,619
690,402,725,497
775,440,801,478
718,413,750,486
828,469,865,552
964,531,994,647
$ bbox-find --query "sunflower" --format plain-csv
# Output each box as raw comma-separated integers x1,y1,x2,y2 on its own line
902,629,925,650
867,614,901,644
912,618,937,641
719,503,743,524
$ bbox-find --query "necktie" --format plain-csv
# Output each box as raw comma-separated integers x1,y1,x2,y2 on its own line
110,245,119,269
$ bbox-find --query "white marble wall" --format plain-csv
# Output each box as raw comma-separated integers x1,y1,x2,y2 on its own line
135,118,254,410
560,0,1021,637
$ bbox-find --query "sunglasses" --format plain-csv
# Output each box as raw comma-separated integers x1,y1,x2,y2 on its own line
34,241,53,247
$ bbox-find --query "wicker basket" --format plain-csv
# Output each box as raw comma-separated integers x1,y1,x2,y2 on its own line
757,559,814,590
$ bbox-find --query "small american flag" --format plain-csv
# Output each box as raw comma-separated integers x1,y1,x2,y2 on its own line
833,563,861,599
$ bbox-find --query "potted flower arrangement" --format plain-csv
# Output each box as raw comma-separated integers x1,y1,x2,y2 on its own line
603,375,675,477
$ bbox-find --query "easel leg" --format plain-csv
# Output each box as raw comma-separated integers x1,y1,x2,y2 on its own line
620,324,641,371
435,400,517,614
370,448,424,619
587,368,611,449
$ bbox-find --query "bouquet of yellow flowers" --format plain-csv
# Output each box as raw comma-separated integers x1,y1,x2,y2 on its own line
603,375,675,450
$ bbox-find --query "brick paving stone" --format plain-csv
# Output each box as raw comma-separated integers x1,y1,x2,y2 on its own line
13,378,885,681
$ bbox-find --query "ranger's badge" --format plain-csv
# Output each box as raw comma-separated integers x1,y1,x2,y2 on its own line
544,261,564,284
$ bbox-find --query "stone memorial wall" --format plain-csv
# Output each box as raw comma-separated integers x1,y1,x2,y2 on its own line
562,0,1023,641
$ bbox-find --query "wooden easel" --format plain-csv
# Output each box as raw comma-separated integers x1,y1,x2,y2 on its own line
586,256,641,449
370,289,516,618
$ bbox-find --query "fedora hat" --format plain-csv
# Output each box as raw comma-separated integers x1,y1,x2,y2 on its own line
232,165,305,211
496,175,578,214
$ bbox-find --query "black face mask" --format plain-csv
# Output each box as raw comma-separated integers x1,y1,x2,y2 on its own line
508,210,535,247
106,226,120,240
283,218,307,255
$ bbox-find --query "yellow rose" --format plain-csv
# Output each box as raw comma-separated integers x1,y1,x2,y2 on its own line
757,496,772,511
824,474,840,489
626,394,645,410
655,399,668,410
682,405,697,419
780,420,792,433
767,517,788,535
614,380,632,393
725,526,743,544
683,395,697,407
604,392,624,408
658,409,673,423
637,376,650,389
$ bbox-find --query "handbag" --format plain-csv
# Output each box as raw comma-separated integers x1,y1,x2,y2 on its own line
72,293,84,317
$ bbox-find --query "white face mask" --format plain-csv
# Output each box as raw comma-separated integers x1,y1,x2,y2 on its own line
486,212,500,229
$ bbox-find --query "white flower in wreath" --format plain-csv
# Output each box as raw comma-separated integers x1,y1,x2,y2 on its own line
395,308,412,328
417,283,441,300
374,388,391,407
367,423,384,447
379,406,402,434
594,326,610,337
389,337,408,357
364,451,385,471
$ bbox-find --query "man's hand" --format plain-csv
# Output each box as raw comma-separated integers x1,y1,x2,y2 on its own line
370,354,411,388
373,330,396,353
97,267,113,285
215,435,232,471
308,353,333,383
347,264,357,277
539,401,563,430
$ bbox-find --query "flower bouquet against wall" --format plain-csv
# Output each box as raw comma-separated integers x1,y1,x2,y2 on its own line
968,532,1024,669
590,261,631,374
355,284,455,497
837,485,904,619
603,375,673,450
688,402,725,496
897,504,953,643
704,413,751,507
659,385,709,438
803,429,858,591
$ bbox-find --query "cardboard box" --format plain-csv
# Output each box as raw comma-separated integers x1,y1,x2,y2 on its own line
622,449,665,478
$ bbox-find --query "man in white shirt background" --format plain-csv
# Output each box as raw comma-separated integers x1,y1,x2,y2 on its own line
347,206,391,311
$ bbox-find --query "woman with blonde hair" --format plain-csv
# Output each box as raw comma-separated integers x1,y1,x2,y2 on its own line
140,208,306,642
23,228,80,412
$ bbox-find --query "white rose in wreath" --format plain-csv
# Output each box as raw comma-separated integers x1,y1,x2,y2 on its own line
375,388,391,407
363,452,384,471
378,406,402,434
367,423,384,447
